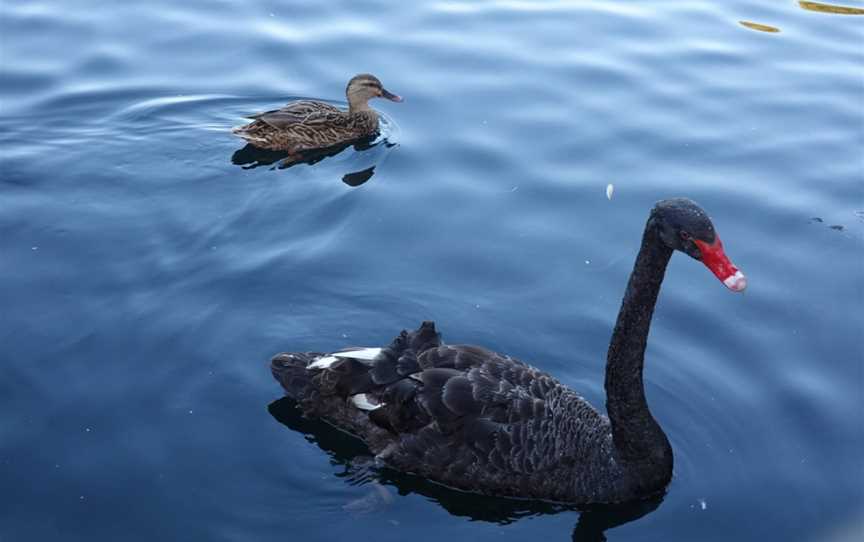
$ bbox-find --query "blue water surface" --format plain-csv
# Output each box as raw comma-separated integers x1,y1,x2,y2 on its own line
1,1,863,541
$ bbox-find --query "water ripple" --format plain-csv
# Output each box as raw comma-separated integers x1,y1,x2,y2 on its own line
1,1,862,541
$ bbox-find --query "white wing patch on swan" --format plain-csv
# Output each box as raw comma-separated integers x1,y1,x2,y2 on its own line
350,393,383,411
307,356,338,370
307,348,382,370
332,347,382,361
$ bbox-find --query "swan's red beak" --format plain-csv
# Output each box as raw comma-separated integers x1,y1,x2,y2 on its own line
693,237,747,292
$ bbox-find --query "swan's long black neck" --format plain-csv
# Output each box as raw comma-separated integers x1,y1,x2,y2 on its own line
605,217,673,487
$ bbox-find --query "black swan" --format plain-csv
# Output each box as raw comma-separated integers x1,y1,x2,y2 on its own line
270,198,746,504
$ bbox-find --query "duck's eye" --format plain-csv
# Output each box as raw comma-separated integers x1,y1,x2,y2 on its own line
679,231,692,242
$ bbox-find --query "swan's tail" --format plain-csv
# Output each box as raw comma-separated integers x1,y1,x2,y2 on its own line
270,352,322,400
270,321,441,411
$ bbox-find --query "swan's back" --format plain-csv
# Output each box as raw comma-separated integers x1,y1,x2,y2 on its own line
271,321,627,503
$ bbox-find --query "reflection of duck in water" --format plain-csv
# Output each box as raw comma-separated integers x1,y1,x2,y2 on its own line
268,396,664,541
232,73,402,157
231,132,393,187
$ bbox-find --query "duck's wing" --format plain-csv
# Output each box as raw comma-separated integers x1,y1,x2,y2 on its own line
247,100,344,129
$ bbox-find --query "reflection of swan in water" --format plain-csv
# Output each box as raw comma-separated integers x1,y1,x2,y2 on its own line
268,397,664,541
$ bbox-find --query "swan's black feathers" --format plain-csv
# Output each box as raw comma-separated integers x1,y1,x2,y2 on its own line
321,357,375,396
441,375,482,416
369,351,401,385
392,352,415,374
271,321,628,503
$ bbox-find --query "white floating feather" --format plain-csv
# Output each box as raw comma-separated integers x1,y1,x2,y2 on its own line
307,356,338,370
350,393,382,411
606,183,614,200
332,347,382,361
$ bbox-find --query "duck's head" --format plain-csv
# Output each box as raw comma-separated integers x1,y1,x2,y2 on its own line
346,74,403,109
650,198,747,292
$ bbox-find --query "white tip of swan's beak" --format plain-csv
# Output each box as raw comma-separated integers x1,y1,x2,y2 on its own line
723,270,748,292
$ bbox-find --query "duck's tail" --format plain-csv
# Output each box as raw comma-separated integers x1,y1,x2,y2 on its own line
231,125,267,144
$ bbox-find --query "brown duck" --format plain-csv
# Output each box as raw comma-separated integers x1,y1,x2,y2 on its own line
232,74,402,154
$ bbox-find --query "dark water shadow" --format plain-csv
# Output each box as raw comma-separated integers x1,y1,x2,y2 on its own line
231,135,395,188
268,397,664,541
341,166,377,187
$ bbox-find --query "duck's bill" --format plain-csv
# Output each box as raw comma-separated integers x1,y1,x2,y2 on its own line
381,89,403,102
693,237,747,292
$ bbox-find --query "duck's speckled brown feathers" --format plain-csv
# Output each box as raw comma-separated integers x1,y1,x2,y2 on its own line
271,321,632,504
233,100,378,153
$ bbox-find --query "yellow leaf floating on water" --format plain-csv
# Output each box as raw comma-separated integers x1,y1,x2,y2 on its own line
799,1,864,15
739,20,781,33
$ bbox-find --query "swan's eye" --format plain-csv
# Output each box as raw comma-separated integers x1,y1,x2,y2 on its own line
679,231,692,242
